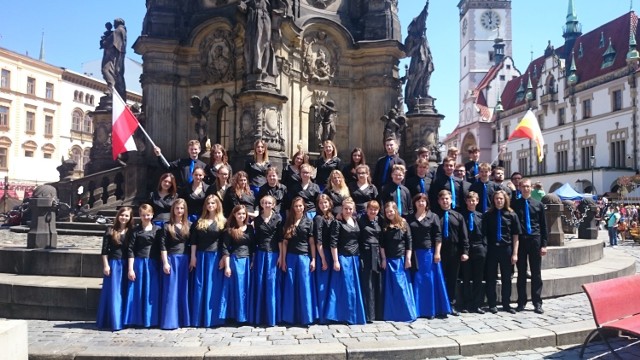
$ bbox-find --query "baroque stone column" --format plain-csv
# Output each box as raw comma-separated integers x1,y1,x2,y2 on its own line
404,96,444,164
85,97,122,175
235,90,289,170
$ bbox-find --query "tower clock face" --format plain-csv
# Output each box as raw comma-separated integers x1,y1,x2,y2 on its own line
480,10,501,31
462,18,468,36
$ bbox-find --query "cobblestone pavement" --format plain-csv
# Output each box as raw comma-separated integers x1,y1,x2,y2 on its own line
4,229,639,358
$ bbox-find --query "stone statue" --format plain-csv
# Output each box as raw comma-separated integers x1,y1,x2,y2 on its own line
380,107,406,145
56,156,77,181
238,0,278,77
190,95,211,154
100,18,127,99
404,1,433,112
312,100,337,147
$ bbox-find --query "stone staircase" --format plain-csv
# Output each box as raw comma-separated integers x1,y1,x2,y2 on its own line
9,209,137,237
0,234,635,322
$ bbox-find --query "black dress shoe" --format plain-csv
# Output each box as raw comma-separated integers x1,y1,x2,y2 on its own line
488,307,498,314
450,308,460,316
461,308,470,314
503,307,516,314
534,306,544,314
516,305,525,312
475,308,485,314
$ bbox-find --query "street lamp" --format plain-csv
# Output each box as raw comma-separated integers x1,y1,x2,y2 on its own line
590,155,596,194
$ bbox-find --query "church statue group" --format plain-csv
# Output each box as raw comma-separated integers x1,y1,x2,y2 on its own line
97,137,548,331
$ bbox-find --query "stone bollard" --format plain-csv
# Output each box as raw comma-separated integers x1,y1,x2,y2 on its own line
578,204,598,239
27,185,58,249
544,203,564,246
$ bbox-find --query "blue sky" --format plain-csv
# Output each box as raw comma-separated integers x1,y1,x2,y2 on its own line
0,1,634,136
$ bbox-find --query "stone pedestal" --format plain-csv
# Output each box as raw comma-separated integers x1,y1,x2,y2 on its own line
86,96,122,175
234,90,289,170
578,205,598,239
27,197,57,249
404,96,444,164
545,203,565,246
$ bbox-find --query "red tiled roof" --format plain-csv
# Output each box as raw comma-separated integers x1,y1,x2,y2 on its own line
501,11,638,112
475,103,494,121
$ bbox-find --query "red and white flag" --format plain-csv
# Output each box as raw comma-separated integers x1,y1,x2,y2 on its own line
111,90,139,160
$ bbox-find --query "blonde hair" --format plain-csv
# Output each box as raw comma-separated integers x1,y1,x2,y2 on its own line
168,198,190,240
383,201,407,232
326,170,350,198
254,139,269,163
321,140,338,160
196,195,225,231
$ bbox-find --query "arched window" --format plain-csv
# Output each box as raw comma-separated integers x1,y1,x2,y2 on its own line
71,146,82,171
72,109,83,132
83,148,91,169
85,94,90,104
89,95,94,105
546,75,556,94
83,114,92,133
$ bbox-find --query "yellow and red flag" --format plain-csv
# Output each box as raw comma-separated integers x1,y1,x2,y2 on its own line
508,109,545,162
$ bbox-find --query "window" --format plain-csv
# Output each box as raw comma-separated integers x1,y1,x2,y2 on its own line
216,106,229,148
518,157,529,176
25,111,35,133
72,147,82,171
27,77,35,95
0,69,9,89
612,90,623,111
557,150,569,172
558,108,566,126
581,146,594,169
489,51,495,62
83,115,92,133
44,153,52,159
74,90,79,101
44,115,53,136
610,140,626,168
83,148,91,169
0,148,6,169
506,64,511,70
582,99,592,119
45,82,54,100
0,106,8,127
536,156,547,175
503,124,510,141
24,150,34,158
499,75,505,81
72,110,82,131
538,115,544,130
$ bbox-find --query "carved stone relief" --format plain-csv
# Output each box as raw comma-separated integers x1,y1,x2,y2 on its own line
306,0,337,9
200,29,235,84
237,104,284,152
201,0,235,8
302,31,339,84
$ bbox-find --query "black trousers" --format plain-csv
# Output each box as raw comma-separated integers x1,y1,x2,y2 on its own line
517,235,543,307
462,253,486,310
360,247,383,322
485,245,513,308
440,243,461,307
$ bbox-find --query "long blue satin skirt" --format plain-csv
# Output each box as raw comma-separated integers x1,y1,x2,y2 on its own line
97,258,125,331
325,255,366,324
250,250,281,326
282,253,317,325
413,249,451,317
124,258,161,327
383,257,417,322
160,254,191,329
191,250,224,327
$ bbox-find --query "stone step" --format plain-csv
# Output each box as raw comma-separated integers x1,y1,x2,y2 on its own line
0,249,634,322
9,225,106,237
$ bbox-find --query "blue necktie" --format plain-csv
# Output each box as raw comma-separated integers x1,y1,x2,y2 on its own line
420,178,425,193
496,209,502,242
188,159,195,183
450,177,457,209
381,156,392,185
474,162,479,181
482,183,488,212
525,199,532,234
396,186,402,214
516,190,522,199
468,212,474,232
443,211,449,239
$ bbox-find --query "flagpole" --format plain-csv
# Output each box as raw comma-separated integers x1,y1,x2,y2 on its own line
136,123,170,168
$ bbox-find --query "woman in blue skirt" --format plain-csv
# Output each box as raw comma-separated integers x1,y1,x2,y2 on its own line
313,194,334,324
97,206,133,331
406,193,451,319
189,195,226,327
220,205,255,323
124,204,162,328
325,198,366,324
250,195,283,326
281,196,317,325
159,199,192,330
380,201,417,322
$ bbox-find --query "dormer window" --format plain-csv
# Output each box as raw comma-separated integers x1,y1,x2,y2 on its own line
515,79,525,102
602,38,616,68
599,31,605,48
578,43,584,58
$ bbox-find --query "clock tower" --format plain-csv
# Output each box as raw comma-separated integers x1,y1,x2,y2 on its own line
458,0,512,121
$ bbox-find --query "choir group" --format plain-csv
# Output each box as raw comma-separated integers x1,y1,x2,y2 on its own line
96,138,548,331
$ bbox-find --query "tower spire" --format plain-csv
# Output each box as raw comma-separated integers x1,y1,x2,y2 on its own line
563,0,582,60
38,31,45,62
